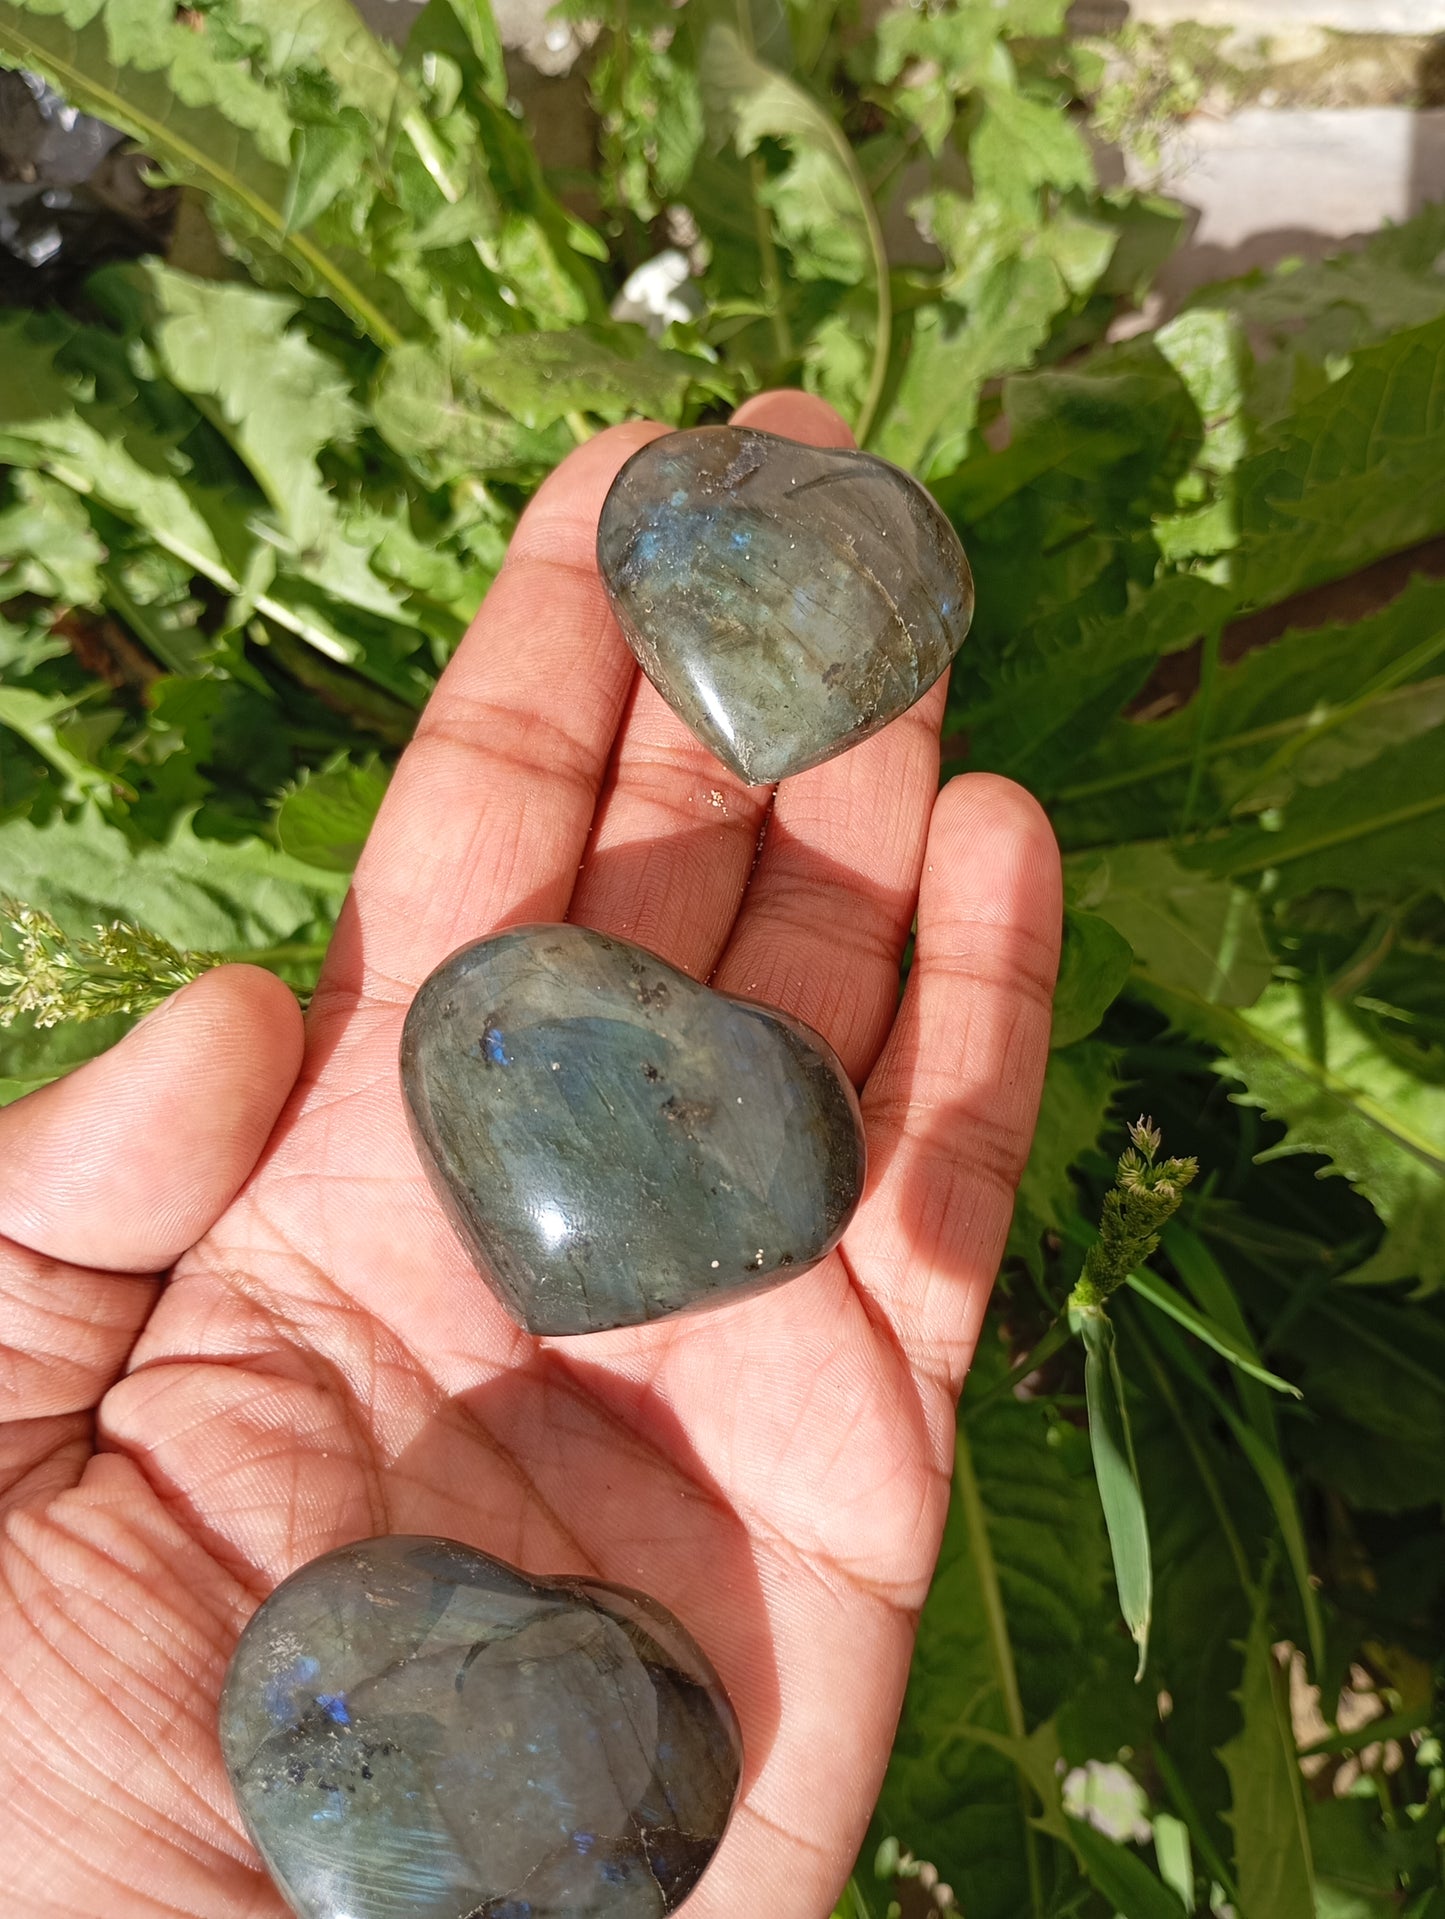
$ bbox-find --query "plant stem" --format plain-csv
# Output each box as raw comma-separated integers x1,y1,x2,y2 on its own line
965,1313,1071,1419
954,1422,1046,1918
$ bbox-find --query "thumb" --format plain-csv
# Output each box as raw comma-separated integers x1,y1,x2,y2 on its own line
0,964,304,1272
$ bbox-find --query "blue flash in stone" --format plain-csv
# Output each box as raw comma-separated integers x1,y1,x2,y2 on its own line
400,923,865,1336
597,424,974,784
219,1536,742,1919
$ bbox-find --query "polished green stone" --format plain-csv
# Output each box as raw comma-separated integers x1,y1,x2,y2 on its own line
596,425,974,784
400,923,864,1336
220,1536,741,1919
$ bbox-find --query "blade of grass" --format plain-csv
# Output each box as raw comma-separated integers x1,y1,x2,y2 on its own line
1080,1306,1152,1678
1123,1268,1301,1397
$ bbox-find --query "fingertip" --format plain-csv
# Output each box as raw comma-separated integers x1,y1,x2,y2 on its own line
0,964,305,1272
731,389,856,450
924,773,1063,941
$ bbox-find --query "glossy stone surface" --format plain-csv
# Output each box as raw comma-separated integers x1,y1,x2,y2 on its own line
221,1536,741,1919
596,425,974,784
400,923,864,1336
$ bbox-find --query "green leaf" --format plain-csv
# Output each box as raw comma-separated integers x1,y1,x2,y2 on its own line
1266,1290,1445,1513
1187,201,1445,411
1067,1817,1186,1919
1187,723,1445,906
228,0,403,125
1068,841,1273,1007
0,1005,129,1107
972,83,1094,211
700,22,890,441
442,325,730,432
1152,1813,1196,1913
0,687,115,805
1053,573,1445,852
0,803,345,948
1080,1308,1152,1675
0,468,106,605
875,181,1116,477
371,336,573,481
1008,1039,1118,1275
1234,311,1445,608
0,308,250,592
0,0,403,345
1051,908,1134,1048
0,804,342,1092
1308,1799,1410,1919
141,266,359,553
273,755,390,872
1218,1593,1316,1919
1121,1331,1255,1883
877,266,1058,479
1149,979,1445,1292
702,24,869,276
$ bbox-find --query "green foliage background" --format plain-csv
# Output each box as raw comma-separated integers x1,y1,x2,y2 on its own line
0,0,1442,1911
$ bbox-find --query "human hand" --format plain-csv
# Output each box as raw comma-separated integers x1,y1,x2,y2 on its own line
0,390,1061,1918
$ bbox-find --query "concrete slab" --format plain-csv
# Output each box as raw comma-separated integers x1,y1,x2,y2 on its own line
1123,0,1445,31
1134,106,1445,303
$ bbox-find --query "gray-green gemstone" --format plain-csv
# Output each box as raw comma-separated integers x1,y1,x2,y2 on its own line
400,923,864,1336
596,425,974,784
219,1535,741,1919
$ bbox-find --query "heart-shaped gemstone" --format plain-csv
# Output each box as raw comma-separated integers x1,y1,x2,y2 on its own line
220,1535,741,1919
596,425,973,784
400,924,864,1336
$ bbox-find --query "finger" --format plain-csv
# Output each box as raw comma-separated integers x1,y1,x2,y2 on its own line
331,422,666,1003
728,388,854,445
706,392,949,1082
846,774,1062,1422
564,674,770,977
0,964,303,1273
567,389,857,978
0,1242,155,1424
711,670,946,1085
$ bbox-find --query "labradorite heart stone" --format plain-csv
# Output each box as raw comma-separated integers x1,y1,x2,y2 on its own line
220,1536,742,1919
400,923,864,1336
596,425,973,784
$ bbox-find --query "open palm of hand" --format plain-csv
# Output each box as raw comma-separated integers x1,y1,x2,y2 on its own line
0,392,1060,1919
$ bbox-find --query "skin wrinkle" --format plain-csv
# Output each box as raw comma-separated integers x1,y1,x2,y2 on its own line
0,395,1062,1919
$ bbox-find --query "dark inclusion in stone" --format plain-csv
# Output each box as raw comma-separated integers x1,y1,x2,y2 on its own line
400,923,864,1337
220,1535,742,1919
596,425,974,785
